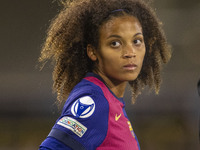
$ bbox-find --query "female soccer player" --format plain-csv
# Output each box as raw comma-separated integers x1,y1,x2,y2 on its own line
39,0,171,149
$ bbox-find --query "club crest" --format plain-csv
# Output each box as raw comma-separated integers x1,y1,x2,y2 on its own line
71,96,95,118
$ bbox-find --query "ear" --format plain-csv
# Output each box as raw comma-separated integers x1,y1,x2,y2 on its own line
87,44,97,61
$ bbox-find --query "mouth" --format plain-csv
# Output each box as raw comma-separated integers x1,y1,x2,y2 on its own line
123,64,137,71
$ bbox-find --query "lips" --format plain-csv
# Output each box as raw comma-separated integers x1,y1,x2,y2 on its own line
123,64,137,71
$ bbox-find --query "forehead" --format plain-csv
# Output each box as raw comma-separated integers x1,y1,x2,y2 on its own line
99,15,142,36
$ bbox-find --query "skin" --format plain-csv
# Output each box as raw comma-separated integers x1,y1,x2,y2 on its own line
87,15,146,98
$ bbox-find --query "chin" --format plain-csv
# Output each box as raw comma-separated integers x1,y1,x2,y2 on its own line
118,76,138,82
110,72,139,82
124,73,139,81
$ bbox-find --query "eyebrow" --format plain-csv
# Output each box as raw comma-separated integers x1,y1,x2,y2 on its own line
106,32,143,39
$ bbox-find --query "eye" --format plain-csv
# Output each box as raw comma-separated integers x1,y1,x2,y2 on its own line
110,41,121,48
133,39,143,46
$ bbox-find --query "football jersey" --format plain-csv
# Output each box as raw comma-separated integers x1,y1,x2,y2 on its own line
40,72,140,150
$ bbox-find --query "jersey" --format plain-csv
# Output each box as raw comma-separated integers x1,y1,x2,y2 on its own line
40,72,140,150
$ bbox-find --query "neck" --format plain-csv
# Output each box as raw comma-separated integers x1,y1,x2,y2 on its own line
95,71,127,98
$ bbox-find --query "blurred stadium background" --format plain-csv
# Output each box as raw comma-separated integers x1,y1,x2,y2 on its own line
0,0,200,149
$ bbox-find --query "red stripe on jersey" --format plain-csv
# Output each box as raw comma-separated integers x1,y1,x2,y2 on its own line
84,77,139,150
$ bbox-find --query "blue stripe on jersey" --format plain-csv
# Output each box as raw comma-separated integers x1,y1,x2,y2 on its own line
40,136,72,150
48,128,86,150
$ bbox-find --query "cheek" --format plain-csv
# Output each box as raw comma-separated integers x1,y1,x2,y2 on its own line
101,55,116,67
139,47,146,59
138,49,146,68
98,48,115,65
142,51,146,62
142,47,146,60
99,54,119,72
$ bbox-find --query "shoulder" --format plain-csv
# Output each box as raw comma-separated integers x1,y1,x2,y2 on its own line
62,79,109,118
41,78,110,149
51,79,109,149
72,78,104,96
63,78,106,112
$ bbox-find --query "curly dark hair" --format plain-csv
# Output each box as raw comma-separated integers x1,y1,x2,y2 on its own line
39,0,171,105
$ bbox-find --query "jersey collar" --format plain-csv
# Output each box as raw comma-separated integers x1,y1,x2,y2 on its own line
85,72,125,105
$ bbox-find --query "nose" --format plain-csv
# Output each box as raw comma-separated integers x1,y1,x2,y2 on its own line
122,45,136,58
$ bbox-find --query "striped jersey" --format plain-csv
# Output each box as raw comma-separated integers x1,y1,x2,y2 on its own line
40,72,140,150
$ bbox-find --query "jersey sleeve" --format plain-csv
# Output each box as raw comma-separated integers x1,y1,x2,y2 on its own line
40,87,109,150
39,137,72,150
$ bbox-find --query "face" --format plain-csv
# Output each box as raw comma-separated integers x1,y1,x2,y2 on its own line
89,15,146,83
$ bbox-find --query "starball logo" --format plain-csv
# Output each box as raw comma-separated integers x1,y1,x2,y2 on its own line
71,96,95,118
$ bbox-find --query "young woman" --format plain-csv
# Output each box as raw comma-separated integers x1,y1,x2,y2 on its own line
39,0,171,149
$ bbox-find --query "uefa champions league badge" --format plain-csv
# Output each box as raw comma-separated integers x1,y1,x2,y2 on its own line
71,96,95,118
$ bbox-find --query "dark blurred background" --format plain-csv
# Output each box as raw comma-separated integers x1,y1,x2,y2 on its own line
0,0,200,150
